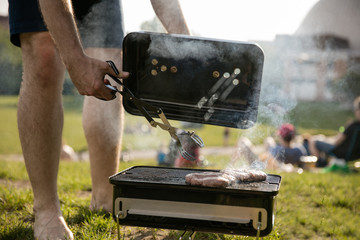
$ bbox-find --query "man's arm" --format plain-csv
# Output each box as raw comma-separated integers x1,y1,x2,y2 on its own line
38,0,83,66
38,0,127,100
150,0,190,35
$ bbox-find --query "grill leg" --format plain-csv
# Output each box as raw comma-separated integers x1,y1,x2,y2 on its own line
179,228,196,240
189,230,196,240
256,211,262,240
116,213,121,240
179,230,186,240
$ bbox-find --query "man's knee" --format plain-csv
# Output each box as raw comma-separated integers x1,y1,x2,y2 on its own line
20,32,65,88
83,96,123,146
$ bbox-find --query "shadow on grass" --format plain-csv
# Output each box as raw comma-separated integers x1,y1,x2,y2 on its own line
66,205,111,225
0,224,33,240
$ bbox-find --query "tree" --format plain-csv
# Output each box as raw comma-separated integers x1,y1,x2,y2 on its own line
0,27,22,95
331,63,360,104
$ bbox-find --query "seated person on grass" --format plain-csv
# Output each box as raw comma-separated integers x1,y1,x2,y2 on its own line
265,123,309,168
309,96,360,165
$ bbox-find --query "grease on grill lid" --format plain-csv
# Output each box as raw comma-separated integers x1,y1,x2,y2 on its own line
170,66,178,73
212,71,220,78
151,59,158,65
151,69,158,76
160,65,167,72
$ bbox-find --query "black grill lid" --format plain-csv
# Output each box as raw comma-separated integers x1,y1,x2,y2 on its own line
122,32,264,129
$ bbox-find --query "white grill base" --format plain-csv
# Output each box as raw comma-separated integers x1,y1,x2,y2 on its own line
114,197,267,231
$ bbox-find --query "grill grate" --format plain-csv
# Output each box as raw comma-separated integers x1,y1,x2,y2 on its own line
110,166,280,193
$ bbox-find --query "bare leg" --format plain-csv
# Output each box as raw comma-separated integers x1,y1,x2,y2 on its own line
82,48,123,212
308,138,320,158
18,32,73,239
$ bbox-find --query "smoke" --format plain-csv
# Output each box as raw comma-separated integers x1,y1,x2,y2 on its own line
148,34,222,62
229,48,299,171
76,0,124,49
147,33,276,170
136,32,304,171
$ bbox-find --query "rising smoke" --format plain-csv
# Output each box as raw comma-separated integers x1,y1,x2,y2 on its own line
76,0,124,49
148,34,222,62
147,33,281,170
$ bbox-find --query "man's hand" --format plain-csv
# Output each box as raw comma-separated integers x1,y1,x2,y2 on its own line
67,55,129,101
38,0,129,101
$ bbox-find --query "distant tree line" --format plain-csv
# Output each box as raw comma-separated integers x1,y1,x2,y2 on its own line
0,16,164,96
331,63,360,102
1,20,358,100
0,27,75,95
0,27,22,95
0,16,163,96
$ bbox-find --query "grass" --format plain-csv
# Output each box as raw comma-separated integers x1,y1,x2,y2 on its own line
1,95,358,239
0,96,354,155
1,158,360,239
0,96,21,154
275,171,360,239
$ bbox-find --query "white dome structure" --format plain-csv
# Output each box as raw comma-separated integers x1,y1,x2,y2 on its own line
268,0,360,101
295,0,360,50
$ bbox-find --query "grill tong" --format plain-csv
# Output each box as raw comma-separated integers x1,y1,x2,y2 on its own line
104,61,204,161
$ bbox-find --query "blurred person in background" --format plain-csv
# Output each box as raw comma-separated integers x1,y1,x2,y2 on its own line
174,143,201,168
309,96,360,165
223,127,230,147
264,123,309,168
8,0,190,239
231,124,309,171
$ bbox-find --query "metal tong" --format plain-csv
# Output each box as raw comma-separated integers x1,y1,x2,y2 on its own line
105,61,204,161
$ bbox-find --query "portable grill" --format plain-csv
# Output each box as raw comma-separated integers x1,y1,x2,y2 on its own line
110,166,281,237
109,32,276,238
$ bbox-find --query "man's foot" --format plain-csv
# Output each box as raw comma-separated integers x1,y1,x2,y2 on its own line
90,195,112,213
34,213,73,240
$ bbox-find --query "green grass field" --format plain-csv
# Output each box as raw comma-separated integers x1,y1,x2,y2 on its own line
0,96,353,155
1,158,360,239
1,96,359,239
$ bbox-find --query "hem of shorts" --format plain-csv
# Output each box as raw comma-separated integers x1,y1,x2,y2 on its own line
10,20,48,47
10,19,48,35
10,21,123,49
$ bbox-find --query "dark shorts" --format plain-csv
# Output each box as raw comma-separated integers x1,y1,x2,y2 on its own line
8,0,124,48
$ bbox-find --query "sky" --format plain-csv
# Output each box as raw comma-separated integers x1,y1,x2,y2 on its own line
0,0,319,41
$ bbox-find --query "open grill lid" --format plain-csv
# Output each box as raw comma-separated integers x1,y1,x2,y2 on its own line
122,32,264,129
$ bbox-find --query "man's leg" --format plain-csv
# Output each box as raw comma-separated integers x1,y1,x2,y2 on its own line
18,32,73,240
82,48,123,212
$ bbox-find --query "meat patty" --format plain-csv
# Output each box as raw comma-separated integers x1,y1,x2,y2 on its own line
185,169,267,188
221,168,267,182
185,172,236,188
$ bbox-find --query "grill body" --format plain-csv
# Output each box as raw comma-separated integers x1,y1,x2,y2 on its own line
110,166,281,236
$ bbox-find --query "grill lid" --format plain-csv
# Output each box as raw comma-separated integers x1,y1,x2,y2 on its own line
122,32,264,129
